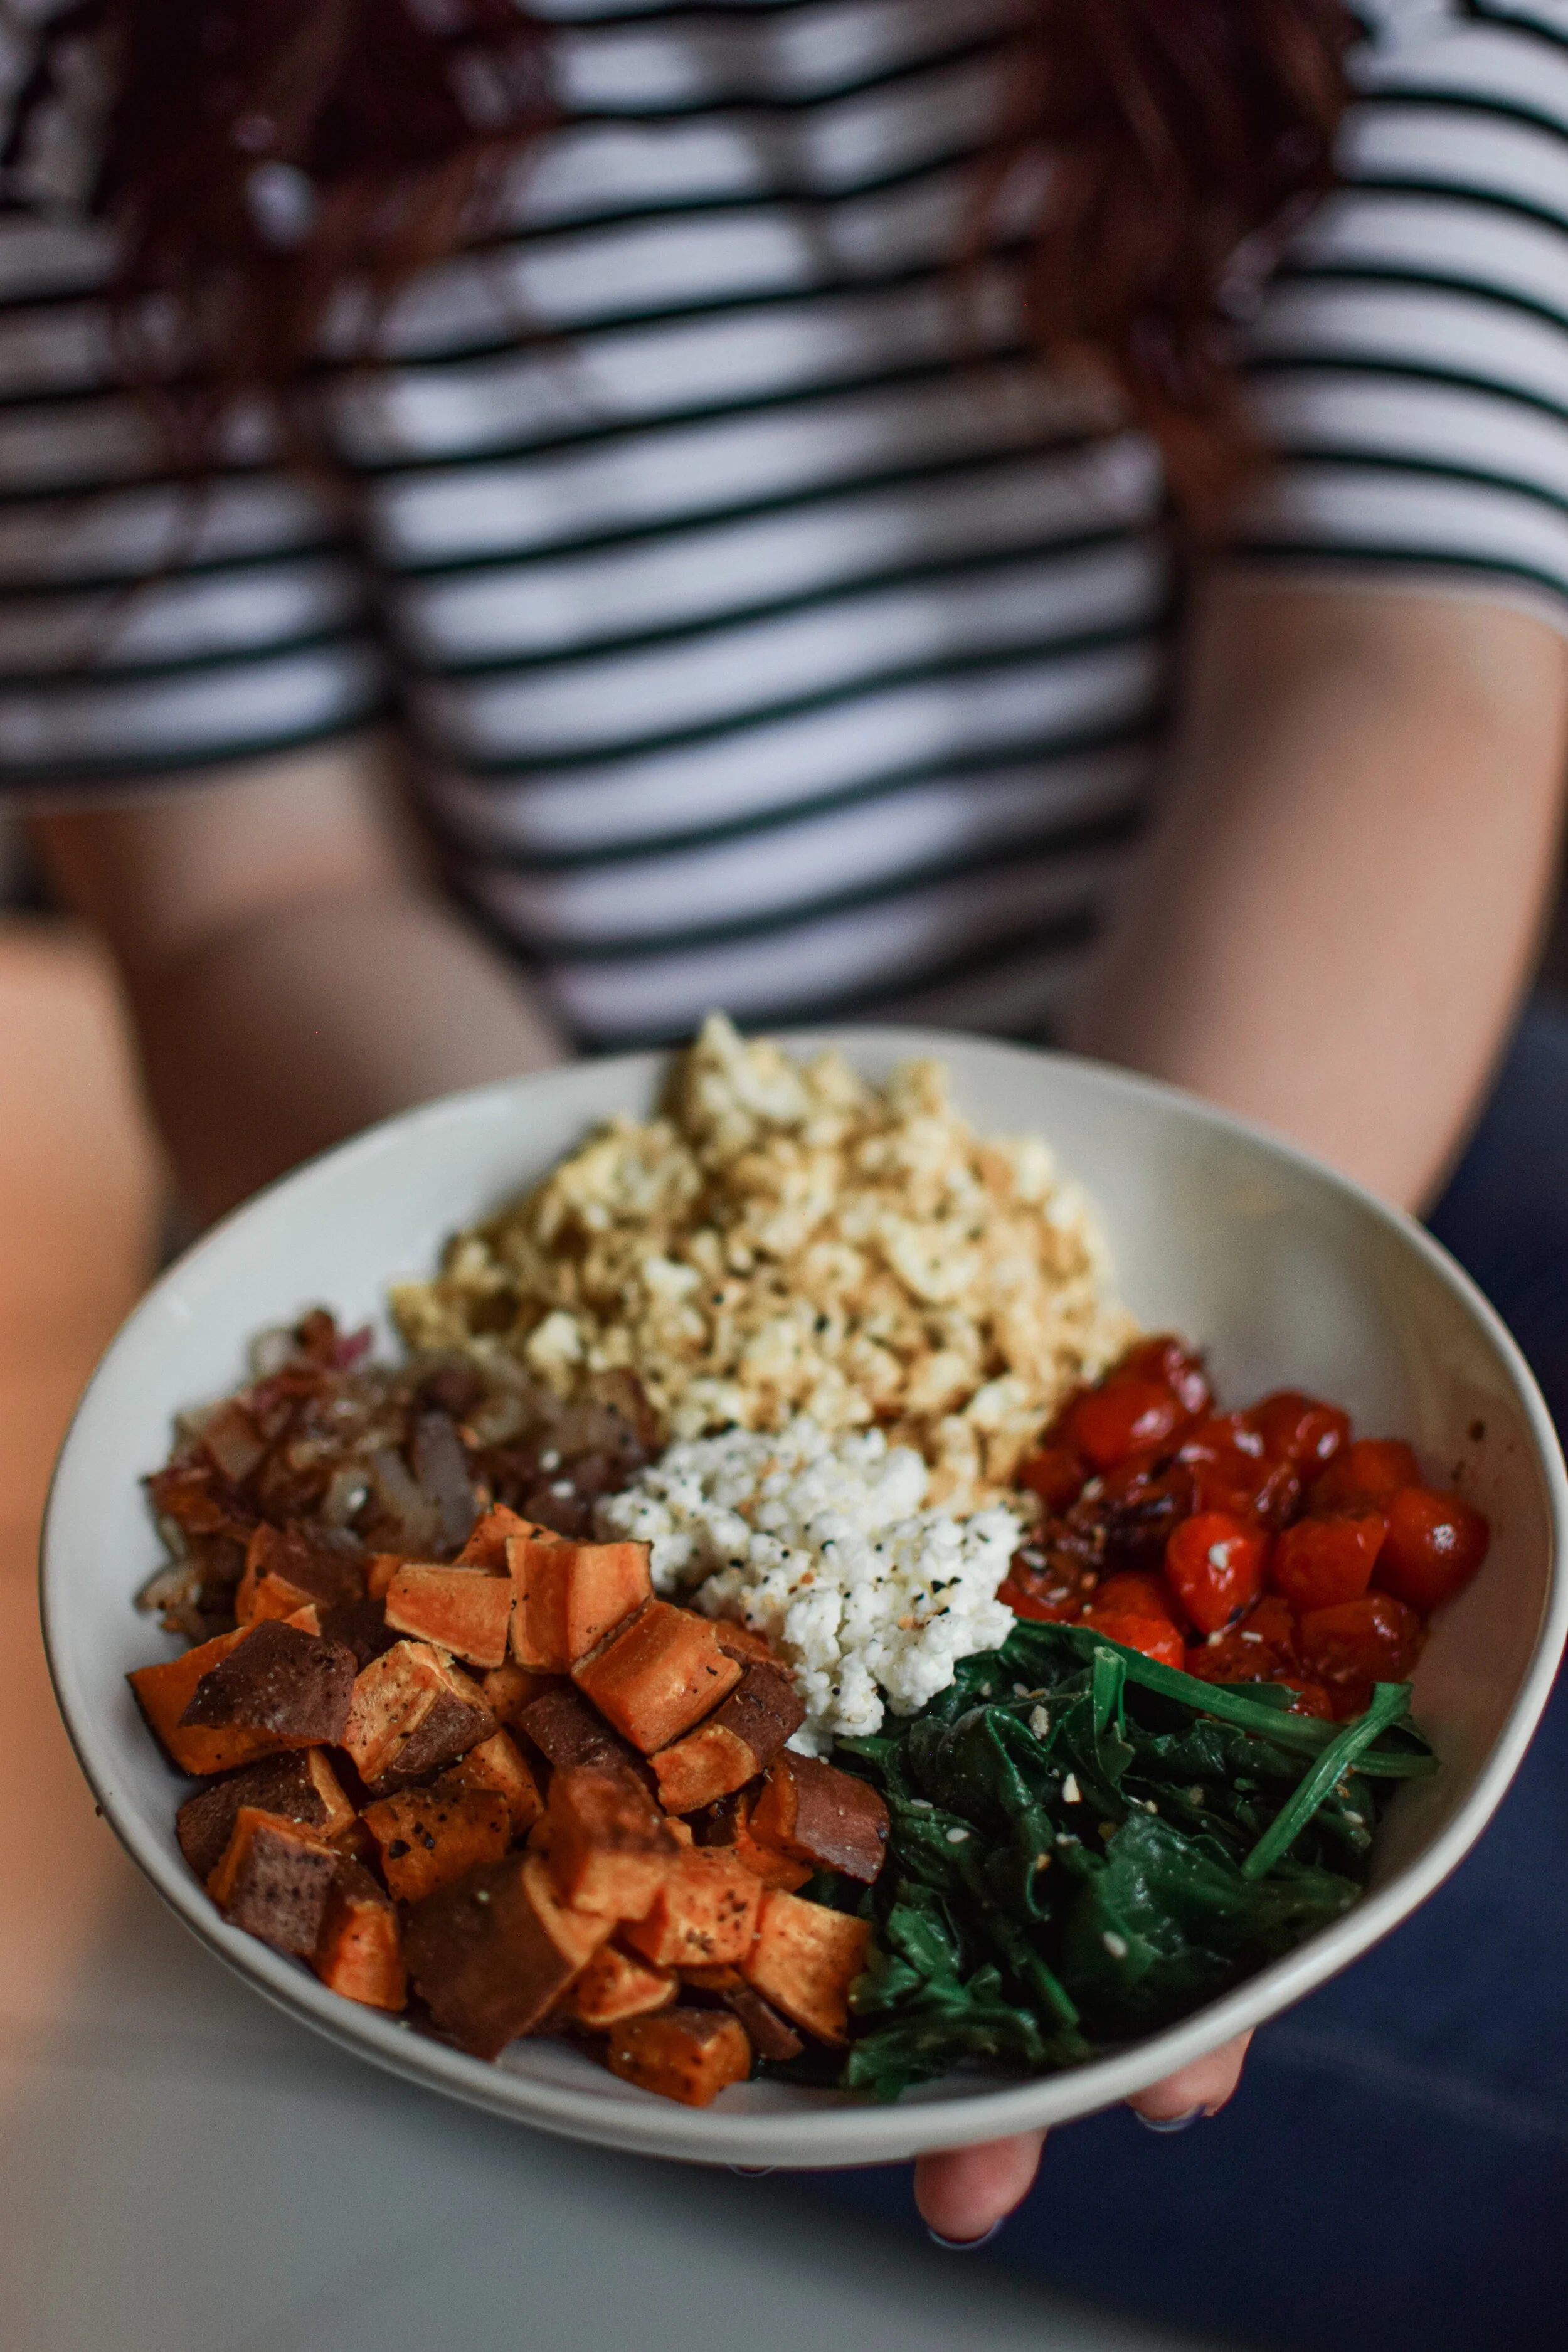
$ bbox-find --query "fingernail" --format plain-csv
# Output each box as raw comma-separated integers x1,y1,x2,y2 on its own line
1135,2105,1204,2135
728,2164,775,2177
927,2221,1003,2251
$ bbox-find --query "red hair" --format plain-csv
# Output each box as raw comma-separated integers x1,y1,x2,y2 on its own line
7,0,1355,513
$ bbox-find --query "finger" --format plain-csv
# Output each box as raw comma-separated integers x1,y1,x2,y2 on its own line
914,2131,1046,2246
1128,2029,1254,2126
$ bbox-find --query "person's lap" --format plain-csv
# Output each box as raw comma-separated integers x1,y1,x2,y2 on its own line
805,999,1568,2352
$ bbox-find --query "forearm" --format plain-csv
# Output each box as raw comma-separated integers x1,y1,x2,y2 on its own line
29,740,566,1224
1068,583,1568,1210
126,881,564,1222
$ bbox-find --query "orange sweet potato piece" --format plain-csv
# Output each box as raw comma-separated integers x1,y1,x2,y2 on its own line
573,1601,741,1753
507,1537,651,1672
366,1553,404,1602
750,1751,888,1883
313,1860,406,2010
130,1626,320,1777
177,1749,355,1880
621,1846,762,1970
650,1720,755,1816
605,2008,751,2107
690,1789,812,1892
361,1784,511,1904
339,1640,495,1793
437,1729,542,1833
207,1806,341,1954
404,1851,612,2059
240,1574,322,1630
741,1888,871,2045
712,1621,781,1667
178,1619,357,1744
480,1661,563,1732
650,1664,805,1813
384,1563,515,1669
677,1964,804,2061
459,1505,554,1572
545,1765,680,1920
570,1944,677,2028
235,1523,365,1623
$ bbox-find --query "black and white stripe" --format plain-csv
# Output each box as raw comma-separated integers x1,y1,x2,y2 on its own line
0,0,1564,1042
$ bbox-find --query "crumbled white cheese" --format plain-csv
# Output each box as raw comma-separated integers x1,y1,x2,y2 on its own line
596,1415,1021,1751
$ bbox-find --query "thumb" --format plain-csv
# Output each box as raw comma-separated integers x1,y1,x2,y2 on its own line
914,2131,1046,2245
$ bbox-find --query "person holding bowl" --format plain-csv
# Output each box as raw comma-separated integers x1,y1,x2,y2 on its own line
4,3,1565,2344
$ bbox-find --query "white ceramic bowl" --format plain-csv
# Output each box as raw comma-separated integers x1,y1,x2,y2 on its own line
40,1032,1568,2168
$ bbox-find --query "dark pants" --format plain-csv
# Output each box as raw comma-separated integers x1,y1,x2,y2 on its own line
811,1002,1568,2352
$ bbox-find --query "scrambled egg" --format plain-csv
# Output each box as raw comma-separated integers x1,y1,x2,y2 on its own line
393,1014,1132,1509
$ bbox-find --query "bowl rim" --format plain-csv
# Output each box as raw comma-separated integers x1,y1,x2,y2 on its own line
38,1029,1568,2168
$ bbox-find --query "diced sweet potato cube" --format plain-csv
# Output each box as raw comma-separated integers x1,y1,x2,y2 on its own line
650,1720,755,1816
750,1752,888,1883
571,1945,677,2028
690,1788,812,1892
404,1851,612,2059
622,1846,762,1969
178,1619,357,1745
361,1785,511,1904
207,1806,341,1956
236,1523,365,1623
718,1663,805,1764
741,1889,871,2045
650,1664,805,1813
712,1621,781,1668
317,1595,395,1670
507,1537,651,1672
573,1601,741,1753
366,1553,404,1602
437,1729,543,1833
459,1505,555,1572
605,2008,751,2107
177,1748,355,1880
545,1766,679,1920
677,1964,804,2062
519,1685,643,1775
313,1860,406,2011
240,1573,322,1630
481,1661,563,1732
340,1640,495,1794
384,1564,515,1668
130,1628,317,1777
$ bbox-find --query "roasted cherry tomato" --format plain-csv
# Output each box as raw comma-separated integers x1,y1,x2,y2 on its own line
1080,1602,1185,1669
1375,1486,1490,1611
1184,1591,1296,1678
1276,1679,1335,1720
1310,1438,1422,1512
1081,1454,1197,1570
997,1528,1099,1621
1017,1444,1090,1514
1093,1570,1184,1627
1064,1379,1190,1471
1271,1512,1385,1613
1180,1418,1301,1530
1298,1591,1423,1715
1164,1510,1268,1634
1180,1412,1266,1465
1114,1335,1212,1419
1249,1391,1351,1471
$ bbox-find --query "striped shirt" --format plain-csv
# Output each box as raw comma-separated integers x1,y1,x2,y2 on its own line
0,0,1565,1047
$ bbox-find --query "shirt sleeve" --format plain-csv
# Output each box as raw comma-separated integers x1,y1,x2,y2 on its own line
1230,0,1568,633
0,208,385,802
